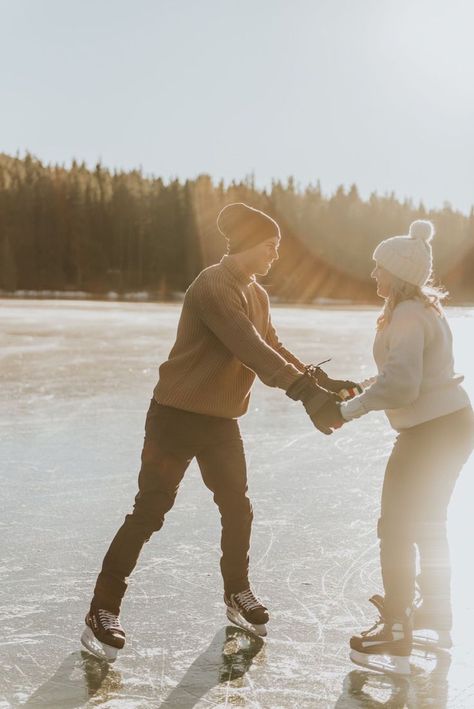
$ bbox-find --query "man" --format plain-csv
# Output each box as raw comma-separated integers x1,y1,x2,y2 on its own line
81,202,345,662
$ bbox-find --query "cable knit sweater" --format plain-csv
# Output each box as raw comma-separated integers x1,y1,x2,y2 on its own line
154,256,305,418
341,299,470,431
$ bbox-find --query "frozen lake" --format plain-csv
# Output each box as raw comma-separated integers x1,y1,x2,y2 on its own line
1,299,474,709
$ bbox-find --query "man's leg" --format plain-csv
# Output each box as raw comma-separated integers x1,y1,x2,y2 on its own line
92,403,192,614
196,422,252,596
196,422,268,635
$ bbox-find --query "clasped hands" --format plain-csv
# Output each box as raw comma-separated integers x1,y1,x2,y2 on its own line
286,362,361,435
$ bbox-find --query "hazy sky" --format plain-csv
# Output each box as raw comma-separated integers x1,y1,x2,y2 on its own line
1,0,473,212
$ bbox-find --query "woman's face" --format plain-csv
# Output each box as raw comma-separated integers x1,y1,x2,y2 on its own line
371,262,393,299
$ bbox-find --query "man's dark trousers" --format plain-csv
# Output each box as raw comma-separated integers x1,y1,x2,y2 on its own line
93,399,252,614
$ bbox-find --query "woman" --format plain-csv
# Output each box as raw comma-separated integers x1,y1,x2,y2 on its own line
340,220,474,676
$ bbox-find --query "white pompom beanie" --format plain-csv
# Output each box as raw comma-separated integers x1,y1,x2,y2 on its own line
373,220,435,287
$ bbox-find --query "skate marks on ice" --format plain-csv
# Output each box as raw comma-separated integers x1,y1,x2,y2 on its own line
1,302,474,707
159,626,264,708
21,640,454,709
9,644,461,709
335,647,451,708
18,628,262,708
335,669,409,708
19,651,121,707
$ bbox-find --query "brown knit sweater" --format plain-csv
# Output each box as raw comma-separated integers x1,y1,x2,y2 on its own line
154,255,305,418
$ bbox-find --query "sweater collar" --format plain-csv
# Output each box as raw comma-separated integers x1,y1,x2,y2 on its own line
221,255,255,286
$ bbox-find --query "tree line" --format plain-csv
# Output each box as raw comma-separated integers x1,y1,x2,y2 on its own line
0,152,473,302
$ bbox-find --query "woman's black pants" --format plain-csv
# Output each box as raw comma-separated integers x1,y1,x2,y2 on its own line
379,406,474,629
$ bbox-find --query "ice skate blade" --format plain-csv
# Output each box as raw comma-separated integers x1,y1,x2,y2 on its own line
226,607,267,637
81,625,119,663
413,630,452,650
350,649,410,676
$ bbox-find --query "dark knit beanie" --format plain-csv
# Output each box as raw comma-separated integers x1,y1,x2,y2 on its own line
216,202,280,254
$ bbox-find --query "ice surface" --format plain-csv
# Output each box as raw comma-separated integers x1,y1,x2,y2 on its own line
1,299,473,708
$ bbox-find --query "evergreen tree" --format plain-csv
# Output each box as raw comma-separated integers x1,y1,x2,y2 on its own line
0,152,472,302
0,236,17,291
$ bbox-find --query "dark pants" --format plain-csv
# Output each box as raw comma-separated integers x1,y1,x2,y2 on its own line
93,400,253,614
378,406,474,628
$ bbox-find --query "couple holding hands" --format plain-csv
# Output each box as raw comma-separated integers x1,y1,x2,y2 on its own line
81,202,474,676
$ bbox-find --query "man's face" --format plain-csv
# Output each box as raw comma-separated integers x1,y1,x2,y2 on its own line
247,236,280,276
371,262,393,298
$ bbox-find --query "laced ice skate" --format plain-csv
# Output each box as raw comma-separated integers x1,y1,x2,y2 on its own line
224,588,269,637
349,601,412,676
81,608,125,662
369,593,452,650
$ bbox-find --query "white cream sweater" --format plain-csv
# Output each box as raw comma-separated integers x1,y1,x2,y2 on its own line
341,299,470,431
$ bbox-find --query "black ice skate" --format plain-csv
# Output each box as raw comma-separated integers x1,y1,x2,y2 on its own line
224,588,269,637
349,602,412,676
369,593,452,650
81,607,125,662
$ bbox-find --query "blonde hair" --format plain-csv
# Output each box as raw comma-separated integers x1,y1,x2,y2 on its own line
376,274,448,331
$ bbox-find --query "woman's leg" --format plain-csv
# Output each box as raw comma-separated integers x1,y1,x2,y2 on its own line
351,437,415,674
414,408,474,630
379,408,474,625
416,531,452,630
377,429,419,619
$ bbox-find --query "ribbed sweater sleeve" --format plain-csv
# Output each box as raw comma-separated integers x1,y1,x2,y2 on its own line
194,273,301,391
265,317,306,372
341,303,425,420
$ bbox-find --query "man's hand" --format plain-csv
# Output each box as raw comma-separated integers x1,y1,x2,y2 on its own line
305,364,363,401
317,397,345,432
286,373,345,435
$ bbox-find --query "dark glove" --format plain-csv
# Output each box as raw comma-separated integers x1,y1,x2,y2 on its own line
306,363,363,401
286,372,344,435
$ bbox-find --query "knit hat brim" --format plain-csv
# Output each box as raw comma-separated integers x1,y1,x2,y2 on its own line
217,203,280,254
373,221,434,287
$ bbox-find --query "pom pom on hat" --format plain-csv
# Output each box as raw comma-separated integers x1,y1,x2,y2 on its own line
373,220,435,287
409,220,435,243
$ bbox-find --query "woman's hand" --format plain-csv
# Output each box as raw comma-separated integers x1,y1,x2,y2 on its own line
305,364,363,400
